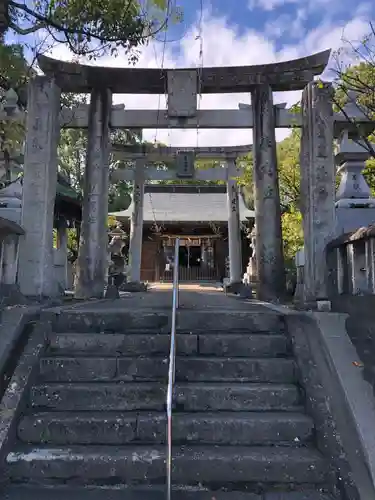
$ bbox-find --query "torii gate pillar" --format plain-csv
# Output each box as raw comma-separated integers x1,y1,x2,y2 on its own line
226,157,243,284
128,159,145,283
252,84,285,300
75,88,112,299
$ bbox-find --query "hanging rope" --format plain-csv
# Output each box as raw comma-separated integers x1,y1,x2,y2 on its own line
196,0,204,148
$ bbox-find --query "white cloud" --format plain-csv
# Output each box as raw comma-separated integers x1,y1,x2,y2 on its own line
248,0,299,12
264,9,308,40
47,8,372,147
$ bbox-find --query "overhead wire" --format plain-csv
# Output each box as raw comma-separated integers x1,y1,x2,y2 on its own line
149,0,173,233
195,0,204,148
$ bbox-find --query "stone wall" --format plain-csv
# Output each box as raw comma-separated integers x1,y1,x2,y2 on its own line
285,313,361,499
332,295,375,397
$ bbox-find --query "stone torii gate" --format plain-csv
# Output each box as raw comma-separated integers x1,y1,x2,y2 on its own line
18,50,333,302
110,143,253,285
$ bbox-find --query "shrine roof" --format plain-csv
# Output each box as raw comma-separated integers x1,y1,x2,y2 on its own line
38,50,331,93
110,184,254,223
0,216,24,237
56,174,81,203
54,174,82,222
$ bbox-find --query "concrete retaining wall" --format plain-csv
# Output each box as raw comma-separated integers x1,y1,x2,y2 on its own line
332,295,375,397
285,311,375,500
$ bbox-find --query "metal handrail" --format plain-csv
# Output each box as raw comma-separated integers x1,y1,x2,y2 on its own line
166,237,180,500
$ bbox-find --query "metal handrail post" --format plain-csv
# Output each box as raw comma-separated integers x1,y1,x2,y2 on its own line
166,237,180,500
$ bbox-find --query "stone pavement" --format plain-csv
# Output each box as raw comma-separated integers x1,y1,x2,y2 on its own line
1,485,334,500
63,282,270,313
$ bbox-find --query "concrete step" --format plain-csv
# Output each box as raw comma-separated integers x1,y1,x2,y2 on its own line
51,310,285,334
198,333,289,357
48,332,289,358
18,411,314,446
48,333,198,356
30,383,301,412
39,357,296,383
0,484,336,500
6,445,328,485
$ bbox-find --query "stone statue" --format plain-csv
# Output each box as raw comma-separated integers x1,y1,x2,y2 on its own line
249,225,257,280
107,223,127,288
250,225,256,260
243,225,257,284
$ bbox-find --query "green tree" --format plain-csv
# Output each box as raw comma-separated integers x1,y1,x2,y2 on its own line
58,125,135,208
282,209,304,262
333,24,375,157
108,130,136,213
237,152,254,209
0,46,27,186
1,0,179,60
277,130,301,211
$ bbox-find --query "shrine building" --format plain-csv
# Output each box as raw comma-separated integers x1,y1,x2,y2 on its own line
111,183,255,283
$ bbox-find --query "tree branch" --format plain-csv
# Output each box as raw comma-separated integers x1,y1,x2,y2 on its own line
9,0,170,46
9,21,46,35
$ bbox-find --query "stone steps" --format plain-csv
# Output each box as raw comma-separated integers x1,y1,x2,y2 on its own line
50,311,285,335
3,312,337,497
6,445,329,486
38,356,296,383
48,332,290,357
0,485,336,500
18,411,314,446
30,382,302,412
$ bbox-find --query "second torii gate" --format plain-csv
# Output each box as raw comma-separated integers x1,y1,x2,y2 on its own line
110,143,253,284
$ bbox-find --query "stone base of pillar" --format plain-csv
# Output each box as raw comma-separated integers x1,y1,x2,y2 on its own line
0,284,64,306
255,284,288,303
119,281,148,293
317,299,331,311
224,281,254,298
293,283,305,305
0,283,29,306
293,297,332,311
104,284,120,299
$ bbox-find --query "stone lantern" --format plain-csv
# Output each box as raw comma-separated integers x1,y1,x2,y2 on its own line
335,132,375,234
0,89,25,287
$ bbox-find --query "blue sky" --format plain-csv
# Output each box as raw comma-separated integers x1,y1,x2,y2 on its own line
7,0,375,146
164,0,374,55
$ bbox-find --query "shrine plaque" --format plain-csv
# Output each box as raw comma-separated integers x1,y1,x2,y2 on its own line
176,151,195,178
167,70,197,118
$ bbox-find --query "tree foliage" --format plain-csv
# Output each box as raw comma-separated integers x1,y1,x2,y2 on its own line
277,130,301,211
333,23,375,157
2,0,179,60
58,122,135,212
282,208,304,263
0,44,28,182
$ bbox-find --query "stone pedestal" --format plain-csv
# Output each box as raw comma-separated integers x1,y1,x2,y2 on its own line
54,220,68,292
366,239,375,293
226,158,242,284
335,133,375,233
2,235,18,285
293,248,305,304
18,76,61,297
252,84,285,300
300,82,336,304
242,226,257,285
249,225,257,281
128,159,145,284
76,88,112,299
